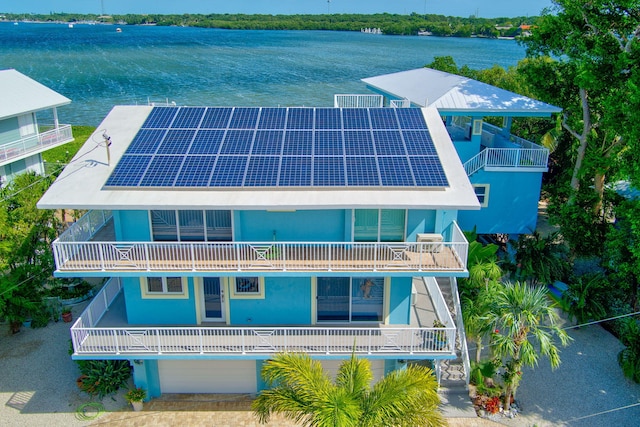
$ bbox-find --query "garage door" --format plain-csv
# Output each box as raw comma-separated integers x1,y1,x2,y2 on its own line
321,359,385,384
159,360,257,393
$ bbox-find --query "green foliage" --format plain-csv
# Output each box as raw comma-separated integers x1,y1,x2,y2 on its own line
489,281,572,410
512,231,569,286
618,318,640,383
252,352,445,427
42,126,95,164
76,359,132,399
562,273,608,325
124,387,147,403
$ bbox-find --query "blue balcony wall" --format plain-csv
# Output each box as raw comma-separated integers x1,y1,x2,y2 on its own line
114,210,151,241
406,210,437,241
388,277,412,325
229,277,312,325
458,169,543,235
235,210,347,242
123,277,197,325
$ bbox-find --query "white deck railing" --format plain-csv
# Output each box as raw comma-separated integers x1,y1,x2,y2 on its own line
52,239,468,273
70,324,456,356
463,147,549,176
334,94,384,108
74,277,122,329
58,210,113,243
389,98,411,108
0,125,73,164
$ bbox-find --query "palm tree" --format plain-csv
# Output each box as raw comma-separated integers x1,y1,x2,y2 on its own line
252,352,445,427
463,280,501,363
489,281,572,411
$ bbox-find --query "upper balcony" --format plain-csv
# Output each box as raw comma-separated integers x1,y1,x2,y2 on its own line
0,125,74,167
448,117,549,176
52,211,468,275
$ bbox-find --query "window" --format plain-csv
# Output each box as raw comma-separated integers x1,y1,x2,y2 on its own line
354,209,405,242
150,210,232,241
316,277,385,322
140,277,189,299
230,277,265,299
472,119,483,136
474,185,490,207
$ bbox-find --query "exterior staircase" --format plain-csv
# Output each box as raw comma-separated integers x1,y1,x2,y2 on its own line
435,277,477,418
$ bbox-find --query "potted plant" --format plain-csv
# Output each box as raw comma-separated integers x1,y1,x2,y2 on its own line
125,387,147,411
62,308,72,323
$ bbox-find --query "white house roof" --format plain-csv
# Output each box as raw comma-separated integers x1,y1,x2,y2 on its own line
362,68,562,116
38,105,480,211
0,69,71,121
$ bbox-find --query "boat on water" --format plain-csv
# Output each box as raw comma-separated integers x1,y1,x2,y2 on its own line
116,27,122,33
68,23,74,28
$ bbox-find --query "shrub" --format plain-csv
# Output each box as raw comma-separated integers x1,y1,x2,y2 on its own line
77,360,132,398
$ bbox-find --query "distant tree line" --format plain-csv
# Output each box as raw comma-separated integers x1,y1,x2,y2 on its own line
0,12,539,37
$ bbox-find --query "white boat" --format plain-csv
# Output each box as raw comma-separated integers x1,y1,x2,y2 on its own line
68,23,74,28
116,27,122,33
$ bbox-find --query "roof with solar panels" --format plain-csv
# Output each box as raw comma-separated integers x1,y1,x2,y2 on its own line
38,105,480,211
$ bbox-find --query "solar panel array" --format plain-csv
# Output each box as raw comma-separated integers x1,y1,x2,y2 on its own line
105,107,449,189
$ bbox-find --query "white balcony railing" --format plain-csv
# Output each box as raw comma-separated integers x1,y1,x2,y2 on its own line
0,125,73,164
334,94,384,108
75,277,122,328
70,324,456,357
464,147,549,176
58,210,113,243
53,239,467,273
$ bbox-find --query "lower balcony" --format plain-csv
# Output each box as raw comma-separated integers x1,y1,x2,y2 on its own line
70,277,457,359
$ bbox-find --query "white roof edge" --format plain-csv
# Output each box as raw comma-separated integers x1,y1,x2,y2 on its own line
0,69,71,120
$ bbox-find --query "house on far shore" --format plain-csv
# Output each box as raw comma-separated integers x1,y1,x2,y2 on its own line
0,69,73,185
359,67,562,240
39,104,478,398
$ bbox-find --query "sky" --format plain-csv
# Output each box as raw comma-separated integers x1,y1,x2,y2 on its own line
4,1,554,19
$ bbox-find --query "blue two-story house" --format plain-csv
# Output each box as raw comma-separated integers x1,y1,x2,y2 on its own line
361,67,562,237
0,69,74,185
38,105,478,397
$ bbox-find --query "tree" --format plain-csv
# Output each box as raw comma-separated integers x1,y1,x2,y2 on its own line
489,281,572,410
252,352,445,427
520,0,640,211
512,231,569,286
463,280,502,363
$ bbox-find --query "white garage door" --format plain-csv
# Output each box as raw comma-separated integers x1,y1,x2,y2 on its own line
321,359,385,384
159,360,257,393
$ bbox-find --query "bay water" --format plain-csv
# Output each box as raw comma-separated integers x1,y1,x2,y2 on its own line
1,22,526,126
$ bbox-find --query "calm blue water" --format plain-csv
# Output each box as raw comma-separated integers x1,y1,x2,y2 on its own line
1,22,526,125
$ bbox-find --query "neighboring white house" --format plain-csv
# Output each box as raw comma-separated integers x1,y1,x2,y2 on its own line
0,69,73,185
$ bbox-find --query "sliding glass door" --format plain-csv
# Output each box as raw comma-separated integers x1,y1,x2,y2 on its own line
316,277,384,323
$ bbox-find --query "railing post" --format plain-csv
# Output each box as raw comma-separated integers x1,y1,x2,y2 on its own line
144,243,151,271
157,330,162,354
199,328,204,354
242,329,246,354
190,244,196,271
98,244,106,271
113,329,120,355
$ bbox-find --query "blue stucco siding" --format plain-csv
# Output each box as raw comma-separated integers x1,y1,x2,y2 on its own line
123,277,197,325
406,210,437,241
114,210,151,241
458,169,543,235
387,277,412,325
132,359,161,400
229,277,312,325
236,210,346,242
453,139,481,164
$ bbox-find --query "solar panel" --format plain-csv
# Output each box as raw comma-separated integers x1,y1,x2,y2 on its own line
104,155,151,187
403,130,437,155
245,156,280,186
171,107,205,129
139,155,184,187
141,107,178,128
252,131,284,155
342,108,370,130
105,106,449,189
396,108,428,129
156,130,196,155
410,156,449,187
315,108,342,130
287,108,314,130
175,156,216,187
201,108,232,129
378,157,413,186
373,131,405,156
258,108,287,130
280,156,311,186
314,157,344,186
209,156,247,187
125,129,166,155
346,156,379,186
315,131,344,156
369,108,399,129
283,131,312,156
228,108,259,129
189,130,224,154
